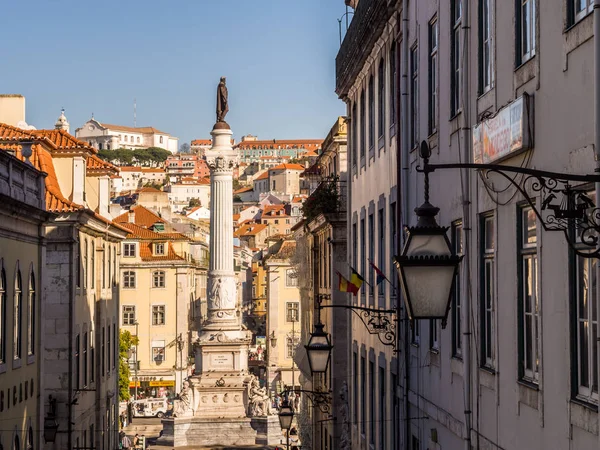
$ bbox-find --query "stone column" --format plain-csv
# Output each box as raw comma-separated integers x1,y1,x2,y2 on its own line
204,125,240,331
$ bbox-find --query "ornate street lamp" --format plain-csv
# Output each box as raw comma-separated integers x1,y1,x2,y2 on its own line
278,399,294,431
270,330,278,348
394,143,462,323
304,320,333,375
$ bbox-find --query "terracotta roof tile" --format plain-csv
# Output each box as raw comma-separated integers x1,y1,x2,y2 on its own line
191,139,211,145
136,187,163,193
268,163,305,171
234,186,253,194
87,154,118,174
32,129,96,153
254,172,269,181
119,166,142,172
141,168,166,173
139,242,185,261
262,204,288,218
234,223,268,237
113,205,167,228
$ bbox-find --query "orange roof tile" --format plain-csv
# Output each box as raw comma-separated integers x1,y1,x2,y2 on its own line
113,205,167,228
191,139,211,145
119,166,142,172
234,139,322,149
87,154,118,174
139,242,185,261
99,123,168,135
175,177,210,185
234,186,253,194
31,129,96,153
269,163,305,171
234,223,268,237
136,187,163,193
291,195,307,203
254,172,269,181
141,168,165,173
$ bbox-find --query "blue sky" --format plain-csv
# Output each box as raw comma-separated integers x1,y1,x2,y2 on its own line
3,0,347,146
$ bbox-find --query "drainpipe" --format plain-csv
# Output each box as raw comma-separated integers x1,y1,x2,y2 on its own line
594,4,600,448
399,0,410,448
460,1,473,450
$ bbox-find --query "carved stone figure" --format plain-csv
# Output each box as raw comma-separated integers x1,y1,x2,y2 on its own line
172,380,193,417
338,381,351,450
247,375,272,417
216,77,229,123
210,278,222,309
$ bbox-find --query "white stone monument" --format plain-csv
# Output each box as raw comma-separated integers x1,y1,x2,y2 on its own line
158,80,281,447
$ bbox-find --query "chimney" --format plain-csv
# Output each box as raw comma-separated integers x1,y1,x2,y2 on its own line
72,156,85,205
128,210,135,223
98,176,110,218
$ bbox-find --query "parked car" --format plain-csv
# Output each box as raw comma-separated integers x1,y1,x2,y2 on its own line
131,398,169,418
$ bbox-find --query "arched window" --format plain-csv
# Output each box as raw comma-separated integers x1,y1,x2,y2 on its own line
14,267,22,359
27,271,35,356
160,136,163,144
0,266,5,364
152,271,165,288
137,136,140,143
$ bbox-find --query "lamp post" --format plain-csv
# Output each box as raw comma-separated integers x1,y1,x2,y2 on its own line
278,396,294,450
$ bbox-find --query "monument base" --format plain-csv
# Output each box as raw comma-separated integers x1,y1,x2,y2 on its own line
157,415,283,447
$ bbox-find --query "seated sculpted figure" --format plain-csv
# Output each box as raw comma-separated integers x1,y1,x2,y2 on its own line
247,375,272,417
172,380,193,417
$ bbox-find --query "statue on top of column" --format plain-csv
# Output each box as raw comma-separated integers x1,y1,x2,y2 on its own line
216,77,229,123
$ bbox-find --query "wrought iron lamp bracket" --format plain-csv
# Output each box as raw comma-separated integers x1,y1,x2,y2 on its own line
417,147,600,259
281,388,332,414
316,295,397,351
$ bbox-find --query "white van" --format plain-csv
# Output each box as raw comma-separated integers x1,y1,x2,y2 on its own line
131,398,169,418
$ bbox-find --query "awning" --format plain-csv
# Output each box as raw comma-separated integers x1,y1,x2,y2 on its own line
293,345,312,379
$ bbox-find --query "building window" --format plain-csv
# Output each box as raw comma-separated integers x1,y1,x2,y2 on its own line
411,320,420,345
430,319,439,351
353,352,358,423
90,333,95,383
152,305,166,326
412,435,420,450
378,58,385,138
368,213,375,299
360,356,366,435
14,269,22,360
360,218,366,297
479,0,493,93
379,367,385,448
389,42,397,126
0,268,5,364
123,271,136,289
452,221,463,358
519,207,539,383
152,271,165,288
410,44,419,147
570,0,593,24
27,272,35,356
102,244,106,289
123,243,136,257
360,90,366,161
75,334,80,389
285,269,297,287
159,136,163,144
101,327,105,376
428,17,438,134
368,75,375,150
286,336,299,358
516,0,536,65
352,223,358,270
390,202,397,294
107,323,111,374
369,360,375,444
91,240,95,289
378,207,385,298
122,305,136,325
113,247,117,287
154,243,165,255
84,240,88,289
451,0,462,116
152,342,165,362
286,302,299,322
481,214,496,369
83,331,88,387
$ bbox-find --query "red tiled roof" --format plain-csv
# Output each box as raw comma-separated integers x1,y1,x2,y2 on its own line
141,168,165,173
234,186,253,194
254,172,269,181
113,205,167,228
291,195,307,203
87,154,118,174
262,204,289,218
120,166,142,172
139,241,185,261
32,129,96,153
136,187,163,193
191,139,211,145
234,139,322,149
269,163,305,171
234,223,268,237
175,177,210,185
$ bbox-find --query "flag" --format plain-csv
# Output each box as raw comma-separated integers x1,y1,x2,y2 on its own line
337,271,360,295
368,259,388,285
349,265,366,289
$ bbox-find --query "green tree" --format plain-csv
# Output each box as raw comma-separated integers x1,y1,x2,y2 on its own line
119,330,139,402
188,198,201,208
179,143,191,154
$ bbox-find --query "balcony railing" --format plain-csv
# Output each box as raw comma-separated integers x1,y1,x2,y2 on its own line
335,0,398,98
302,177,347,223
